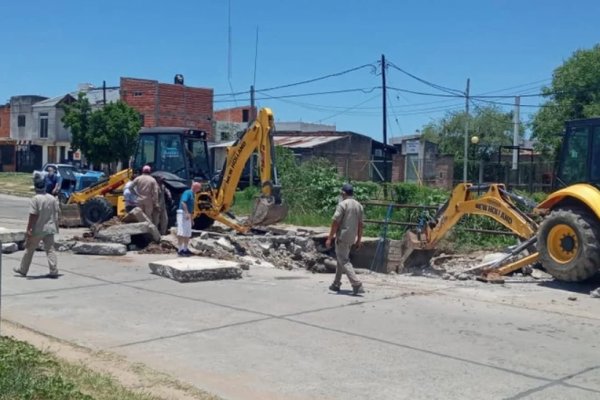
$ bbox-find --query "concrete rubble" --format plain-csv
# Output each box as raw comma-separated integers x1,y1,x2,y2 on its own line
149,257,243,282
1,242,18,254
0,228,26,245
72,242,127,256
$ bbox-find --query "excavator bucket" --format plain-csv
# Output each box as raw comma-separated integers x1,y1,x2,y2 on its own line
397,231,436,271
59,203,83,228
248,196,289,226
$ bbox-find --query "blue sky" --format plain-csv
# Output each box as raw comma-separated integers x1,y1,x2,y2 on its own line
1,0,599,141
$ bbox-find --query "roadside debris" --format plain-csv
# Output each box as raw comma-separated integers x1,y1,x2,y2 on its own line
72,242,128,256
590,288,600,298
1,242,18,254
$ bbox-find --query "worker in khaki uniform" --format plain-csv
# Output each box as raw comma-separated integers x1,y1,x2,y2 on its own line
131,165,159,221
326,183,365,295
14,174,60,278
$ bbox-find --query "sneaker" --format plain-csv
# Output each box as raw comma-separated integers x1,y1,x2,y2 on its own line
352,284,365,295
329,283,341,292
12,268,26,277
183,249,194,255
177,250,186,257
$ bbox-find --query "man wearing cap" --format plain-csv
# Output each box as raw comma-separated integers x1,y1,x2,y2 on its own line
326,183,365,295
14,173,60,278
177,181,202,256
130,165,159,221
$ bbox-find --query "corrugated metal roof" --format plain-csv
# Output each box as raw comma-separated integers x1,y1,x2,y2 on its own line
209,135,345,149
274,135,344,148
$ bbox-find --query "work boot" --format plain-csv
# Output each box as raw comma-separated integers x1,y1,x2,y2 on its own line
329,283,341,292
352,283,365,295
13,268,26,277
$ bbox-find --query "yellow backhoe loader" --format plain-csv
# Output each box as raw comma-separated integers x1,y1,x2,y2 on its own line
62,107,287,233
400,117,600,282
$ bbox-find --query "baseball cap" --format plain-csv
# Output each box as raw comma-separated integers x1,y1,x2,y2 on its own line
341,183,353,195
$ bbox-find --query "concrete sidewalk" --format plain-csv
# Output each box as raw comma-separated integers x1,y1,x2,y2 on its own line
1,250,600,399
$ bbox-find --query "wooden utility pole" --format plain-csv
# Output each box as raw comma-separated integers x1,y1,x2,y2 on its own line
381,54,388,185
463,78,470,183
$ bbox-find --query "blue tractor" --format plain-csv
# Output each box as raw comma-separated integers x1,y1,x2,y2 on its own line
38,164,105,203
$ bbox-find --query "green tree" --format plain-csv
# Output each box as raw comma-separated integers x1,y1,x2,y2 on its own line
63,95,141,167
61,92,92,156
421,105,518,160
531,44,600,154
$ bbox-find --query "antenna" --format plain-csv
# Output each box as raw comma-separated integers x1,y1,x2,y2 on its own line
253,26,259,87
227,0,237,107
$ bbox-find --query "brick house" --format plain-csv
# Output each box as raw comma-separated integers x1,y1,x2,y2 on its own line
120,77,214,140
0,103,16,171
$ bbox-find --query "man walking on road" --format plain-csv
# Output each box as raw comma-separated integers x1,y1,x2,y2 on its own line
131,165,159,221
326,183,365,295
14,173,60,278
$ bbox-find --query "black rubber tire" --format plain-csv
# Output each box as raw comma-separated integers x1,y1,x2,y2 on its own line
193,214,215,230
82,197,115,227
58,192,69,204
537,207,600,282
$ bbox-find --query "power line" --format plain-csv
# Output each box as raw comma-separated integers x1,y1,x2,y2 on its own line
316,94,381,122
214,62,377,97
386,61,465,96
214,87,381,103
386,86,462,98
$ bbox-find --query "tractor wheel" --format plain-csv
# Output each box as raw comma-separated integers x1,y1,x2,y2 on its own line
537,208,600,281
82,197,115,227
193,214,215,230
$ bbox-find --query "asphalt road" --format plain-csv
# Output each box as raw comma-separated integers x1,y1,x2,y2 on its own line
0,194,29,229
1,194,600,399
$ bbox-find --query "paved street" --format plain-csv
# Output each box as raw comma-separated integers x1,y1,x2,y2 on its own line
1,194,600,399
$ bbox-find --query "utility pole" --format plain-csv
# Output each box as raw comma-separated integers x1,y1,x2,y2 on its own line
381,54,388,186
249,85,256,126
102,80,107,105
512,96,521,170
249,85,256,187
463,78,470,183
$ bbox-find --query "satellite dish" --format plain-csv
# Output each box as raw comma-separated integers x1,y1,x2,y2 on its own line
174,74,184,85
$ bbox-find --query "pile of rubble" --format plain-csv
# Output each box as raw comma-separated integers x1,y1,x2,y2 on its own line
155,229,338,273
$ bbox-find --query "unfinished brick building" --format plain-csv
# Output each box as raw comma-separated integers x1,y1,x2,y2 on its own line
121,77,214,140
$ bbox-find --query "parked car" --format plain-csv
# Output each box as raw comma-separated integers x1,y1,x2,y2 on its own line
36,163,105,203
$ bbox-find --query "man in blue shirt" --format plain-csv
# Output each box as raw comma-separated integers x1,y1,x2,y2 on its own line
177,181,202,256
44,166,60,195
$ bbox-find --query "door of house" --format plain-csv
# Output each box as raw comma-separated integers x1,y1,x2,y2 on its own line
47,146,57,163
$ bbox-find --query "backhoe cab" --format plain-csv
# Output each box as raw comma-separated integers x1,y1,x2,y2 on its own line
66,107,288,233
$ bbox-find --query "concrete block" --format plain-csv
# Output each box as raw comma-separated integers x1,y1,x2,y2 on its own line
0,228,26,244
149,257,243,283
98,222,160,243
1,242,18,254
95,231,132,245
72,242,127,256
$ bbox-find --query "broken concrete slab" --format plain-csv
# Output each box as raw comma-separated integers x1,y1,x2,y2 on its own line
98,222,160,243
96,231,132,245
54,241,75,252
72,242,127,256
149,257,243,282
122,207,151,224
216,237,235,252
0,228,26,244
2,242,18,254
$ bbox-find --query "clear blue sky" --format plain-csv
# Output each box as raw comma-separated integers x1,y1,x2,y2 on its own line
1,0,599,141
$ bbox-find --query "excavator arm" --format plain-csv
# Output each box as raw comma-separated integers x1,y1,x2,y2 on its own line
400,183,540,274
198,108,288,232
